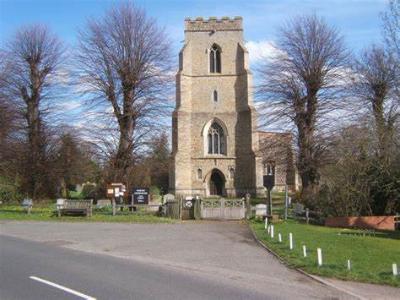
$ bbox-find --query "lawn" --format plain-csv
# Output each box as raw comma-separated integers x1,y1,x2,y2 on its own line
250,219,400,287
0,204,174,223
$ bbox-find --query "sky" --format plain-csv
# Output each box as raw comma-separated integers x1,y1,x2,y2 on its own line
0,0,389,131
0,0,388,62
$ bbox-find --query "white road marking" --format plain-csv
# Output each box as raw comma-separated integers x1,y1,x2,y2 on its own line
29,276,96,300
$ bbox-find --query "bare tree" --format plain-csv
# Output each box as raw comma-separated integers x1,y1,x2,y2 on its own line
382,0,400,60
353,46,399,163
75,2,172,186
1,25,64,199
257,15,349,202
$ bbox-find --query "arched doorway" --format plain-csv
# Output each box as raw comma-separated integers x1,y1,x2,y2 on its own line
209,169,225,196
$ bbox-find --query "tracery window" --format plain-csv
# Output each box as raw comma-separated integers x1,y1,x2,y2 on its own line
209,44,221,73
207,122,226,155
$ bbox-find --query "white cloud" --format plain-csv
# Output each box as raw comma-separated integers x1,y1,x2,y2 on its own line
245,40,283,65
60,100,82,111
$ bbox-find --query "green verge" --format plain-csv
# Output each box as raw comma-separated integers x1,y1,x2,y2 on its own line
250,219,400,287
0,205,174,223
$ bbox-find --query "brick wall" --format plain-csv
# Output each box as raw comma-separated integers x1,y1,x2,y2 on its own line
325,216,396,231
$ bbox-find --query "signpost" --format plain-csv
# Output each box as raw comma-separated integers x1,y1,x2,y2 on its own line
132,188,149,205
263,173,275,216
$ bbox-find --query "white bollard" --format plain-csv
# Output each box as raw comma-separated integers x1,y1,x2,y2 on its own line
270,225,274,238
393,263,398,276
347,259,351,271
303,245,307,257
289,233,293,250
278,233,282,243
267,225,270,234
317,248,323,266
265,217,268,229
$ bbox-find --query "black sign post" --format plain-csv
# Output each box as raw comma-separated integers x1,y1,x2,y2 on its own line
132,188,149,205
263,174,275,216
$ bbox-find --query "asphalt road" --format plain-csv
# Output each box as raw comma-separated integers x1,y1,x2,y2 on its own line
0,235,281,300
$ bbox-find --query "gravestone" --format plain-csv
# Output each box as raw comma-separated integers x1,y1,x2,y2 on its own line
163,193,175,203
294,203,305,215
255,204,267,218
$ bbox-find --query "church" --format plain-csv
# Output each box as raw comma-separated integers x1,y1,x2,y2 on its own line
169,17,297,198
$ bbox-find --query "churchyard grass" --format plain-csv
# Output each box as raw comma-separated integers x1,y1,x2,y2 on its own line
0,203,174,223
250,219,400,287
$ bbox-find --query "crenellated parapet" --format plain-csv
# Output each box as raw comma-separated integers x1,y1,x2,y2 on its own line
184,16,243,32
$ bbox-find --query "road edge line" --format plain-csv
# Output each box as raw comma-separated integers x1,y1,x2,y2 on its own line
29,276,96,300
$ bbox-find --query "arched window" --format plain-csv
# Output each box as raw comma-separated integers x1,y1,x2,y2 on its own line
207,122,226,155
209,44,221,73
213,90,218,102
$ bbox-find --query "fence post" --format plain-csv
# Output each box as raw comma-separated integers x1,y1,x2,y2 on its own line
179,197,182,220
347,259,351,271
317,248,323,266
306,208,309,224
393,263,398,276
289,233,293,250
284,184,288,220
270,225,274,238
303,245,307,257
278,233,282,243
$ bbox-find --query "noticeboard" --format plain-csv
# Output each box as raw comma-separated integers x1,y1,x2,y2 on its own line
107,183,126,197
263,175,275,190
132,188,149,205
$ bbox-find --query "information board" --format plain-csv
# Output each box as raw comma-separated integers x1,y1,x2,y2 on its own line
132,188,149,205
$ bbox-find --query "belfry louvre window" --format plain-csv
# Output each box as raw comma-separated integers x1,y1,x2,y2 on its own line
208,122,226,155
209,44,221,73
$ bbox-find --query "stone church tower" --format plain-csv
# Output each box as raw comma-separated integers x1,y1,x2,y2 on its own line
170,16,264,197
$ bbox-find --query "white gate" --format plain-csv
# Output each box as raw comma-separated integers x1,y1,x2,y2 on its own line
200,199,245,220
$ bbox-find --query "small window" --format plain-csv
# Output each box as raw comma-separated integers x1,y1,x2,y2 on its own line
213,90,218,102
197,168,202,180
209,44,221,73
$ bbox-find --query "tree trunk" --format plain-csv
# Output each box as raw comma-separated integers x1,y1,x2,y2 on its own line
296,95,319,203
25,93,44,200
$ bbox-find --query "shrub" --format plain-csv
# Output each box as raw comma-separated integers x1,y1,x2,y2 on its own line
0,178,22,203
81,184,97,199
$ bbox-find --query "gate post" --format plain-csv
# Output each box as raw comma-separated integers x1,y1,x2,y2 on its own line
221,198,225,219
245,193,251,219
194,196,201,220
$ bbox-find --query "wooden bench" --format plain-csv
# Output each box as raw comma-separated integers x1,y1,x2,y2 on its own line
57,199,93,217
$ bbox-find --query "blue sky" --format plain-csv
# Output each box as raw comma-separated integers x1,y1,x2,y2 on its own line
0,0,387,56
0,0,388,131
